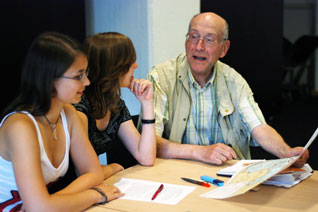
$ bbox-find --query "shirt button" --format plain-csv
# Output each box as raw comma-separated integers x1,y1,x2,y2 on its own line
183,118,186,121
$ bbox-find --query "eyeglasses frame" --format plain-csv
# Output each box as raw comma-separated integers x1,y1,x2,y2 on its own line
60,68,89,82
186,32,227,47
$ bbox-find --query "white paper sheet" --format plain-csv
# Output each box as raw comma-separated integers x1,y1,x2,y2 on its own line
114,178,196,205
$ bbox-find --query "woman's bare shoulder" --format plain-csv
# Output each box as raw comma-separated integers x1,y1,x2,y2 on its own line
0,112,39,160
1,112,36,133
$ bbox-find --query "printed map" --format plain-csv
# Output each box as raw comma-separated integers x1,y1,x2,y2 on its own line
201,156,298,199
201,127,317,199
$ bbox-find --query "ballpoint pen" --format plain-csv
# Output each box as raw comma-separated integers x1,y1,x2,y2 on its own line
201,175,224,186
181,177,210,187
151,184,164,200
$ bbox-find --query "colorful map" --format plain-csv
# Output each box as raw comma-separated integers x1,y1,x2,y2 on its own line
201,127,317,199
201,156,298,199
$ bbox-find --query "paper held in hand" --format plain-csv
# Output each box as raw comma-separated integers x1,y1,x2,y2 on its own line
201,127,318,199
216,159,313,188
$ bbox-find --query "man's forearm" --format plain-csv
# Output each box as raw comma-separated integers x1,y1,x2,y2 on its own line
252,124,291,158
156,135,237,165
156,135,197,159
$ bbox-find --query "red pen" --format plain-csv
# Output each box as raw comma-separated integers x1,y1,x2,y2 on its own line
151,184,164,200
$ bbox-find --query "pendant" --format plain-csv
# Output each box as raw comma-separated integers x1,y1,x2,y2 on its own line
50,123,58,141
52,126,57,140
44,115,59,141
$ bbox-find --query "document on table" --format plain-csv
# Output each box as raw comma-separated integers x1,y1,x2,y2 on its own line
201,156,299,199
114,178,196,205
217,159,313,188
201,127,318,199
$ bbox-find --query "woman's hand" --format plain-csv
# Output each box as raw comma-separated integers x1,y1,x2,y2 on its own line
95,184,124,202
102,163,124,179
130,79,153,103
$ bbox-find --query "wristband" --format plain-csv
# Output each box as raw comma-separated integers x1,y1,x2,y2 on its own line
141,119,155,124
90,187,107,205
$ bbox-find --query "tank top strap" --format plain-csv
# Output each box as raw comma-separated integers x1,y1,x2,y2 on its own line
0,111,43,144
60,108,71,148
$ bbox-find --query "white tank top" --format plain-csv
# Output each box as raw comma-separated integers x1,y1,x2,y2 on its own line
0,110,70,211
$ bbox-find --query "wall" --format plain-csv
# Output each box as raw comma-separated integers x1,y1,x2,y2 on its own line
284,0,315,42
85,0,199,115
150,0,200,66
283,0,318,89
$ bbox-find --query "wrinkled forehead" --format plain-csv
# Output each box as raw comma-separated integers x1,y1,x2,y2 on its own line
189,13,225,36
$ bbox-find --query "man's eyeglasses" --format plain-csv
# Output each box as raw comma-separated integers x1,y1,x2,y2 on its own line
186,32,226,47
60,68,89,82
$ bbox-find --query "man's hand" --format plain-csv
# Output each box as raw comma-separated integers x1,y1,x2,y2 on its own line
284,147,309,167
194,143,237,165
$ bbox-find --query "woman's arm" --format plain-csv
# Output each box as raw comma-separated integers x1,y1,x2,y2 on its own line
4,113,123,212
118,79,156,166
56,104,104,194
102,163,124,179
76,110,125,179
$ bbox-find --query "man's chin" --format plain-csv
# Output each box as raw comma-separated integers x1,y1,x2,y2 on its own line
189,65,208,74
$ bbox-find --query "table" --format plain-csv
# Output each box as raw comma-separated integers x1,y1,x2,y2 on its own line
87,158,318,212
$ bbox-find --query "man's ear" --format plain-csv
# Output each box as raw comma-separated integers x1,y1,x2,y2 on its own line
220,40,230,58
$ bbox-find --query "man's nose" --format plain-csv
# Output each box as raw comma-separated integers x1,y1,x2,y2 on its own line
195,39,205,50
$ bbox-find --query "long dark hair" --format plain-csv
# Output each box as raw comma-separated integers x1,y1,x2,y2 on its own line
84,32,136,119
1,32,84,118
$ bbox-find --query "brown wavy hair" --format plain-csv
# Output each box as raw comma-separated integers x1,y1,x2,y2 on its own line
84,32,136,119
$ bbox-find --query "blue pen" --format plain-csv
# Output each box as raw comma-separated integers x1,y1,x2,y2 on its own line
201,175,224,186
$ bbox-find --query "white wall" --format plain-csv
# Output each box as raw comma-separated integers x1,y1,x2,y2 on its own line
150,0,199,66
85,0,199,115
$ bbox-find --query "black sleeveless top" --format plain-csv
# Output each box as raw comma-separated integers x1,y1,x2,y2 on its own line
74,94,132,155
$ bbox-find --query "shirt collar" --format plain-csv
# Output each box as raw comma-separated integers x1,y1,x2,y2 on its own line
188,67,216,90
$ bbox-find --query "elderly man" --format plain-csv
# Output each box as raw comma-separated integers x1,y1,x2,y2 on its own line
148,12,309,166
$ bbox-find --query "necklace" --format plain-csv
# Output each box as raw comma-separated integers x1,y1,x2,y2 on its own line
43,115,60,140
